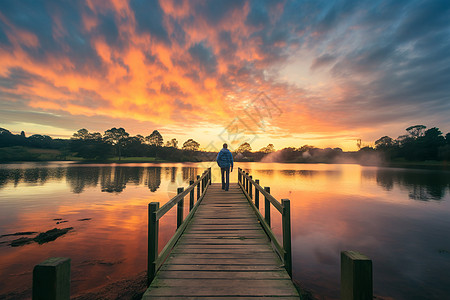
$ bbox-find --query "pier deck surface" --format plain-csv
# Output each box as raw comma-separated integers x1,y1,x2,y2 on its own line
142,183,299,299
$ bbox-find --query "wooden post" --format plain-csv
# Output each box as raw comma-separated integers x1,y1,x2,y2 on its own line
196,175,200,200
255,179,260,209
341,251,373,300
33,257,70,300
264,186,271,226
209,167,212,184
249,175,253,199
177,187,184,228
201,174,205,194
246,172,249,194
148,202,159,286
282,199,292,277
238,168,240,183
189,180,194,210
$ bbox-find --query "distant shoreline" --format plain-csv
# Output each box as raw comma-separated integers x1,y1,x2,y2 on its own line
1,157,448,170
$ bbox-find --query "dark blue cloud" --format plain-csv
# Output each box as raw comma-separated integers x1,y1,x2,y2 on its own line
0,25,11,46
194,0,245,25
245,1,270,27
0,68,38,89
188,42,218,74
129,0,170,44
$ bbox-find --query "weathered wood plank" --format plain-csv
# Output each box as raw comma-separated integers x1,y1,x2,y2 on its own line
144,279,299,297
159,264,287,272
156,270,291,279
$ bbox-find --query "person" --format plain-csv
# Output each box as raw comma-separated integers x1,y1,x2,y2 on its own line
216,143,233,191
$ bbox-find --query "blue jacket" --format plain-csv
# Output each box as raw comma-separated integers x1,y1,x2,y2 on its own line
216,148,234,168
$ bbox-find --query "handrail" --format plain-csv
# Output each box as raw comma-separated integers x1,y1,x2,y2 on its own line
147,167,212,285
155,170,210,220
238,167,292,277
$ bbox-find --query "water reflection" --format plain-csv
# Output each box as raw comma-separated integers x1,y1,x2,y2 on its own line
362,168,450,201
147,167,161,192
0,165,200,194
66,167,99,193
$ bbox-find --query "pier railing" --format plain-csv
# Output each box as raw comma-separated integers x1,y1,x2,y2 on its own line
147,167,211,285
238,167,292,277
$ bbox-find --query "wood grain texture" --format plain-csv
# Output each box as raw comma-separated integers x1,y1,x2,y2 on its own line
143,183,299,299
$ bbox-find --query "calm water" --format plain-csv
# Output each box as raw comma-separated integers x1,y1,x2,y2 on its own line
0,162,449,299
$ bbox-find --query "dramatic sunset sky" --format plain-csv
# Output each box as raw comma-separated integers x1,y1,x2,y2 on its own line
1,0,449,151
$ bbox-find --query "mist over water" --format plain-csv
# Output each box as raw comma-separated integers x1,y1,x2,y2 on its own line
0,162,449,299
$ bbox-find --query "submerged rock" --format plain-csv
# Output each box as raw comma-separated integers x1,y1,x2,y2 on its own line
6,227,73,247
0,231,37,238
34,227,73,244
10,237,34,247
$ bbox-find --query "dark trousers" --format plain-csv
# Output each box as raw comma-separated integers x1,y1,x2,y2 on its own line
221,167,230,191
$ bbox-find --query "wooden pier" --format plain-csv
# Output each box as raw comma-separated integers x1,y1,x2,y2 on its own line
142,168,299,299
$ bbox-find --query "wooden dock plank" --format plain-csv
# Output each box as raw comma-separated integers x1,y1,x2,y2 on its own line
142,183,299,299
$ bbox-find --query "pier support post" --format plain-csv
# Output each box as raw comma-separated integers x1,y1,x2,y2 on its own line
148,202,159,286
264,186,271,226
189,180,194,210
255,179,260,209
33,257,70,300
341,251,372,300
209,167,212,184
282,199,292,277
249,176,253,199
246,172,249,194
177,187,184,228
196,175,200,200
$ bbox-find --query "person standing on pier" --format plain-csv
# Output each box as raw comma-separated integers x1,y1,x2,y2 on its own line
216,143,234,191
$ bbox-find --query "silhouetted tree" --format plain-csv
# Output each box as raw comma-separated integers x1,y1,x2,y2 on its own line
406,125,426,138
165,138,178,148
236,142,252,153
182,139,200,151
375,136,394,150
146,130,163,146
259,144,275,153
71,129,110,159
103,127,129,160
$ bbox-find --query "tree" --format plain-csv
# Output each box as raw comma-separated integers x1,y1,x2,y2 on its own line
406,125,426,138
28,134,53,148
375,136,394,150
103,127,129,160
146,130,163,146
182,139,200,151
236,142,252,153
165,138,178,148
72,128,89,140
259,144,275,153
0,128,12,135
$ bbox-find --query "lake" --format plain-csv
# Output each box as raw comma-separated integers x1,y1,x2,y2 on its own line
0,162,449,299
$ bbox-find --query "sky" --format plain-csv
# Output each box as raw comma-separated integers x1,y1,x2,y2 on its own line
0,0,449,151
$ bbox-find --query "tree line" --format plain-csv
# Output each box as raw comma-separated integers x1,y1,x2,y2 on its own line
0,127,201,161
1,124,449,163
372,125,450,162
